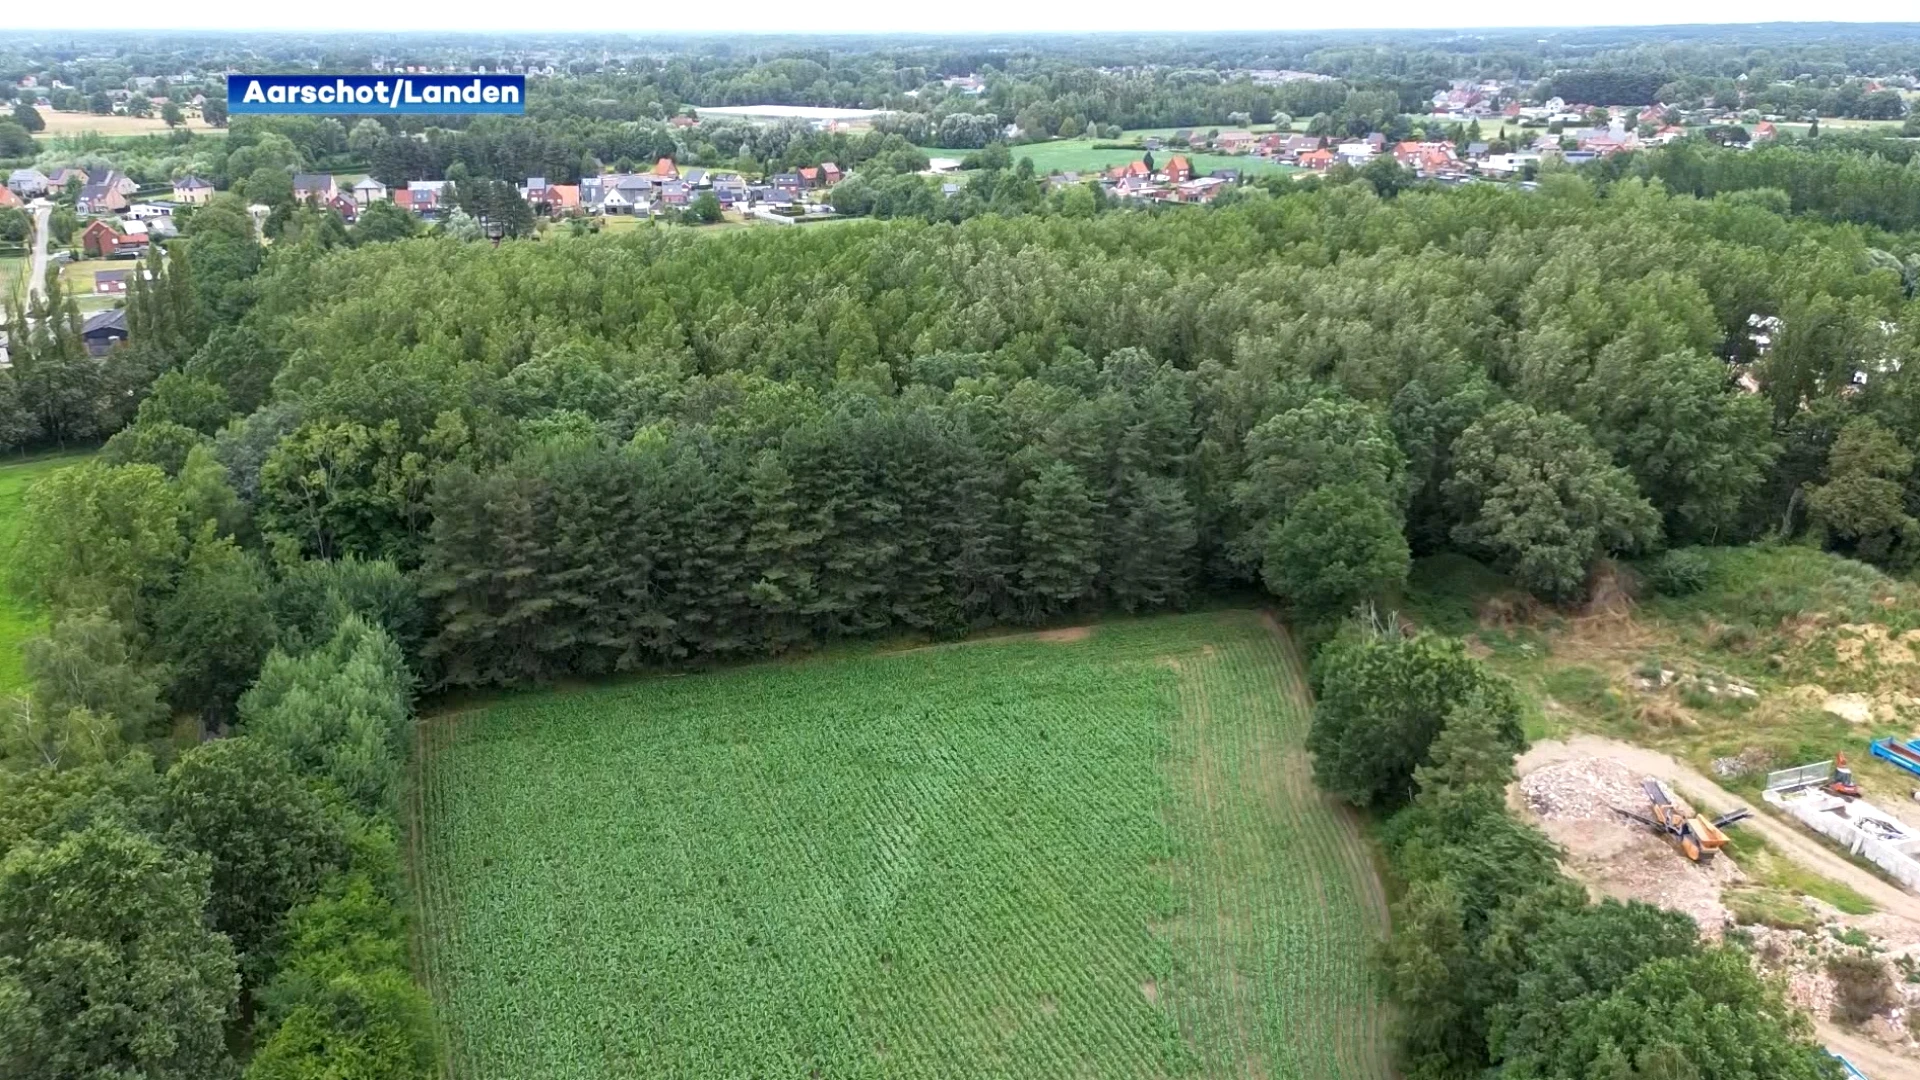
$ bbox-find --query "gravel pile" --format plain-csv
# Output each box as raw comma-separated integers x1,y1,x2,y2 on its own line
1522,756,1652,821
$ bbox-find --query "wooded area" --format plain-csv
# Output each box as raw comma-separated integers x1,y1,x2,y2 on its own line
5,25,1920,1078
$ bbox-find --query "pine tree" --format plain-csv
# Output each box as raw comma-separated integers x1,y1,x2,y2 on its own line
1017,460,1099,618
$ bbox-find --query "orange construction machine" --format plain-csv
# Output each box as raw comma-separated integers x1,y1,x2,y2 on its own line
1616,779,1752,864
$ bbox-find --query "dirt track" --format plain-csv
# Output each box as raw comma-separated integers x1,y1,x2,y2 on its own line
1517,736,1920,927
1817,1021,1914,1079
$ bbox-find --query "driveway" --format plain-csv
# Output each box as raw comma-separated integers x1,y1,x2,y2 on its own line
26,201,51,304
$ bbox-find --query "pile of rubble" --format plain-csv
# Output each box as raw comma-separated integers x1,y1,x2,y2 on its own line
1517,755,1740,934
1520,756,1649,821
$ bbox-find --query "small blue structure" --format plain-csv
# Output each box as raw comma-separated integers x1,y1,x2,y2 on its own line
1828,1050,1868,1080
1869,736,1920,779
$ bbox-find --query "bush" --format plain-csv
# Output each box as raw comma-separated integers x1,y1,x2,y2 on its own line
1646,547,1713,596
1827,952,1896,1025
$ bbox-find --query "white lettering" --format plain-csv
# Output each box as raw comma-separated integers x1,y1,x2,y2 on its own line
500,85,520,105
483,85,499,104
404,79,423,104
462,79,482,104
243,80,265,103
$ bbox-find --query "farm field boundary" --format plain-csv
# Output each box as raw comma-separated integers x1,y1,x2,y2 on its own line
412,610,1391,1078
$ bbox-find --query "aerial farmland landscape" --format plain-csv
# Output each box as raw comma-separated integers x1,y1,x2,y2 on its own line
414,613,1389,1078
9,13,1920,1080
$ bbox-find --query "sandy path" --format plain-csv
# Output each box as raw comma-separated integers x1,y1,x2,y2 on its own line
1816,1021,1914,1079
1517,736,1920,925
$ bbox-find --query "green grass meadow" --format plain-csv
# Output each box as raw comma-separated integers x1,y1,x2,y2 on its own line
0,451,91,694
413,610,1390,1080
921,139,1301,178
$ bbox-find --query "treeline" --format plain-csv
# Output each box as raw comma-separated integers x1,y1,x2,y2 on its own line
1601,136,1920,235
54,174,1912,692
1307,623,1839,1078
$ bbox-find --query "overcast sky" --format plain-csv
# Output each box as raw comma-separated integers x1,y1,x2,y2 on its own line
6,3,1919,33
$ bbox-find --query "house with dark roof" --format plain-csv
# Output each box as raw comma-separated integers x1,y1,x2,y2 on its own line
172,175,215,204
351,177,387,205
77,184,128,215
7,169,47,197
82,309,128,356
93,269,131,295
88,169,137,197
293,174,337,202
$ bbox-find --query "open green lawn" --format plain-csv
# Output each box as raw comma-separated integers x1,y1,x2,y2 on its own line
414,610,1391,1080
0,451,92,695
919,139,1301,178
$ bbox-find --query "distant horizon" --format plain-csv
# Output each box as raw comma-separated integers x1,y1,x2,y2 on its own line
7,9,1920,35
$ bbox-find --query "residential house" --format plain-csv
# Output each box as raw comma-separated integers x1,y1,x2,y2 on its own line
125,203,173,221
81,309,128,357
1163,155,1192,183
528,183,579,214
7,169,47,197
402,180,447,215
1298,148,1335,171
658,181,690,207
771,172,803,193
293,174,337,203
1464,142,1490,160
0,187,18,209
326,194,359,223
1173,176,1230,203
820,162,842,185
1753,121,1778,142
1277,134,1323,161
652,157,679,180
1213,130,1256,154
1334,142,1377,166
668,115,698,129
711,176,750,207
88,169,137,198
93,269,130,295
172,175,214,204
680,168,708,188
352,177,388,205
45,167,87,192
77,183,129,215
797,166,821,188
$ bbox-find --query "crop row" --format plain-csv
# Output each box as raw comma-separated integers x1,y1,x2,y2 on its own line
414,611,1390,1079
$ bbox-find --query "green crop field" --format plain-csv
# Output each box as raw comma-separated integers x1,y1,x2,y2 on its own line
413,610,1390,1080
0,451,93,694
920,140,1301,178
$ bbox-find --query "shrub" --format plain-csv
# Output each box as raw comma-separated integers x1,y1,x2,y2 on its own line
1827,952,1895,1025
1646,548,1713,597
